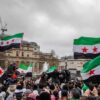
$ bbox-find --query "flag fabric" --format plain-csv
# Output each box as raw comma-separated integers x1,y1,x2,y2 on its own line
74,37,100,59
25,63,34,77
38,62,49,75
82,83,90,96
0,67,4,77
0,33,23,51
82,83,89,92
17,63,28,73
47,66,57,73
18,63,34,74
42,62,49,72
27,63,33,73
81,56,100,83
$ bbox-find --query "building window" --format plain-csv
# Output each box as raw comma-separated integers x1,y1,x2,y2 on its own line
8,54,10,56
27,61,30,65
22,52,24,57
27,54,29,57
27,44,30,50
21,61,25,64
16,51,19,56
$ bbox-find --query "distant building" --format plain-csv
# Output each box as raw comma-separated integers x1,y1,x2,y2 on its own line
1,40,40,68
67,59,90,71
0,34,59,73
39,52,59,67
58,59,66,71
59,56,90,75
60,56,90,70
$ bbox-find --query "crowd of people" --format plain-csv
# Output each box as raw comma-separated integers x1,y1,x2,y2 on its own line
0,64,100,100
0,73,100,100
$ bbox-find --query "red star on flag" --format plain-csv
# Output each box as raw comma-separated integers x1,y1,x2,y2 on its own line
6,41,9,44
12,39,15,42
93,46,98,53
88,70,95,76
1,42,4,45
82,47,88,53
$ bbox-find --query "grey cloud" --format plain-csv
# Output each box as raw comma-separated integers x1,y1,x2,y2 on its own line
0,0,100,57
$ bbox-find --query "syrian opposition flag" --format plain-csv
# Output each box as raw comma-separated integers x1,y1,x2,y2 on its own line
47,66,57,73
42,62,49,72
38,62,49,75
18,63,34,77
27,63,33,73
17,63,28,73
0,33,24,51
82,83,89,93
26,63,34,77
81,56,100,83
74,37,100,59
0,67,4,77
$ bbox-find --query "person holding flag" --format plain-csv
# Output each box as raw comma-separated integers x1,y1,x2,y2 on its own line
81,56,100,97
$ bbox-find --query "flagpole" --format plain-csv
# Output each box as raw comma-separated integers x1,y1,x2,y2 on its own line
65,57,68,70
32,63,35,78
18,32,24,67
0,21,7,67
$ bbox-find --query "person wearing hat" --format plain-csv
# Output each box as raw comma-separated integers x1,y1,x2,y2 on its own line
7,85,16,94
6,85,16,100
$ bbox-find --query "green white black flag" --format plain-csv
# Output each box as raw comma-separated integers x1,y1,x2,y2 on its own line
74,37,100,59
0,33,23,51
81,56,100,83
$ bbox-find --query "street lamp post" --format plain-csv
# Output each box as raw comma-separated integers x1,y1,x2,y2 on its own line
65,57,68,70
65,61,67,70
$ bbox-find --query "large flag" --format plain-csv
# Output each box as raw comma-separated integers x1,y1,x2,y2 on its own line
18,63,34,74
47,66,57,73
17,63,28,73
27,63,33,73
81,56,100,83
74,37,100,59
25,63,34,77
39,62,49,75
0,33,23,51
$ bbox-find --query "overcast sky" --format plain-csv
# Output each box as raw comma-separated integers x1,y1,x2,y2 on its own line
0,0,100,57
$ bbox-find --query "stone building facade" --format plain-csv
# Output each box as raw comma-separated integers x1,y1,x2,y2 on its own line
66,59,90,71
2,41,40,67
58,58,90,75
0,35,59,73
